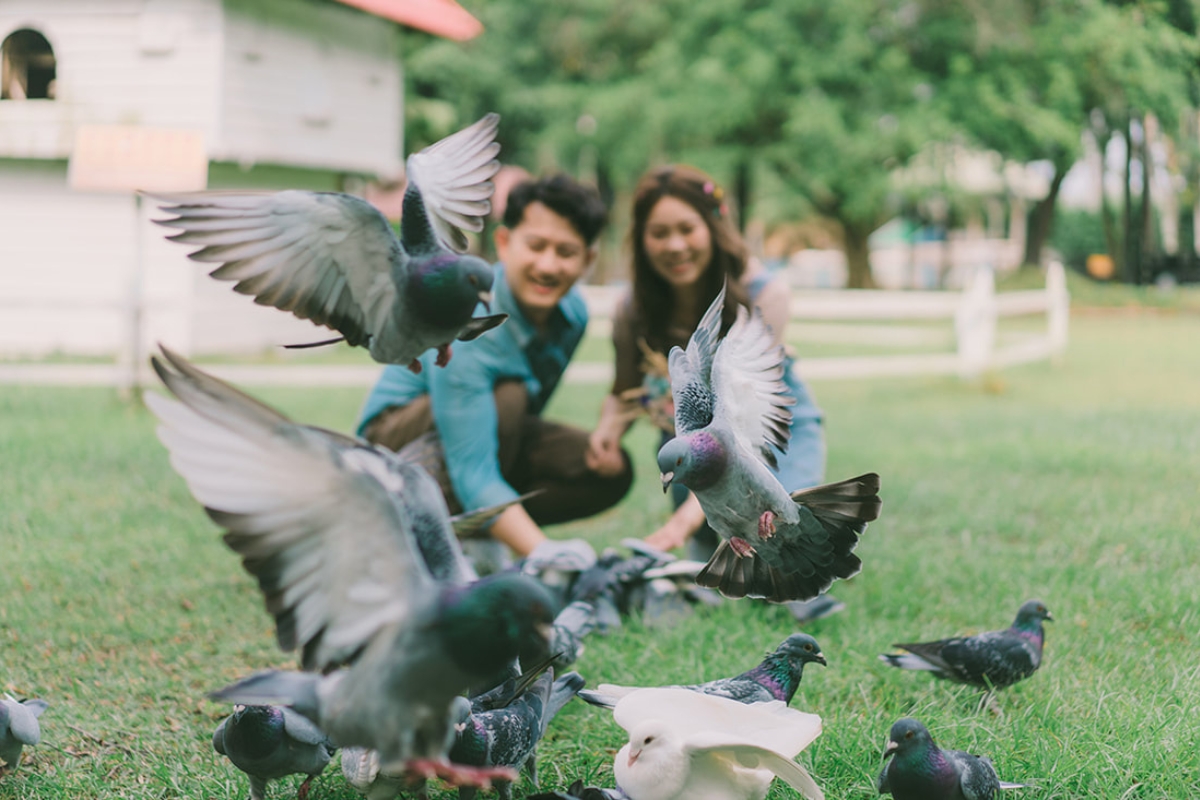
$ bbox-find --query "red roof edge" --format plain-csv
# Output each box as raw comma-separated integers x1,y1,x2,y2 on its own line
332,0,483,41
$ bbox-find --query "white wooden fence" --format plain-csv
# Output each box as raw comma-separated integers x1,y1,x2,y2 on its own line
580,261,1069,383
0,263,1067,387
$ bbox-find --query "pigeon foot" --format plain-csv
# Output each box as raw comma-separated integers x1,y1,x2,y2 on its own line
729,537,756,558
436,343,453,367
407,358,423,374
296,775,315,800
403,759,518,789
757,510,777,539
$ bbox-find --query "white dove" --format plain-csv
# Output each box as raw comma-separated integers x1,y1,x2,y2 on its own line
610,687,824,800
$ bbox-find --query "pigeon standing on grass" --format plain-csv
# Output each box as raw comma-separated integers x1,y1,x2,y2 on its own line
880,600,1053,709
610,687,825,800
0,695,47,769
150,114,507,372
213,704,334,800
657,287,881,603
144,347,555,787
451,668,586,800
580,633,826,709
877,717,1027,800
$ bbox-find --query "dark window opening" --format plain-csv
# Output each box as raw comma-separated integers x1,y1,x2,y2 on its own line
2,28,56,100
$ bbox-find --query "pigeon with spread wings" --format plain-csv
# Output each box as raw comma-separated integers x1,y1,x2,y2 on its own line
150,114,507,372
656,287,881,602
144,347,555,786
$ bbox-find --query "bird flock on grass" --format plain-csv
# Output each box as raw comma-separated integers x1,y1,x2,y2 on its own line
3,114,1056,800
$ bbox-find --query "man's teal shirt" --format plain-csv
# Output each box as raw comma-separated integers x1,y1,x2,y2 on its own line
356,263,588,511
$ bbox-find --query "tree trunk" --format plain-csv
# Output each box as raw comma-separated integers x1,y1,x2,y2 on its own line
1023,165,1066,268
1140,114,1155,281
842,222,876,289
734,158,751,235
1122,119,1137,283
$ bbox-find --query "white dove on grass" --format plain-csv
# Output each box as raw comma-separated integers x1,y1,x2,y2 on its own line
150,114,507,372
657,286,881,602
144,347,555,788
610,687,824,800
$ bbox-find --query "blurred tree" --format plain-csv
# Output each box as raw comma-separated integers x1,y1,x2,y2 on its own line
402,0,1197,286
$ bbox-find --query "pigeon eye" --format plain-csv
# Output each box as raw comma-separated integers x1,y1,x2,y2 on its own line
468,274,479,286
905,731,913,739
676,457,683,466
804,644,813,651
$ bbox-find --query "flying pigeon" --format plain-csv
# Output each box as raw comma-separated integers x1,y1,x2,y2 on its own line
610,687,824,800
150,114,508,372
451,668,586,800
0,695,48,769
580,633,826,709
212,704,334,800
144,347,555,786
656,287,881,603
879,600,1052,707
877,717,1027,799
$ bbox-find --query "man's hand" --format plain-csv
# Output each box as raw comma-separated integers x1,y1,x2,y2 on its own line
585,427,626,477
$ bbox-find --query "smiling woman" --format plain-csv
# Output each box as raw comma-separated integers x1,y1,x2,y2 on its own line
587,166,830,619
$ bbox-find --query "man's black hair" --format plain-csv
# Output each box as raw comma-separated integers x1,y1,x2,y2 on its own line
502,174,608,246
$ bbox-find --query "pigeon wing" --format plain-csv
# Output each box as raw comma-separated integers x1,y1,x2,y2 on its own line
280,707,329,747
403,113,501,253
710,305,793,468
6,702,43,746
667,285,726,435
686,735,825,800
946,750,1003,800
150,190,399,348
145,347,438,672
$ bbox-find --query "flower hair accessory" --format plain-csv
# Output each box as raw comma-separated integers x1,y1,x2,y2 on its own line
703,180,728,218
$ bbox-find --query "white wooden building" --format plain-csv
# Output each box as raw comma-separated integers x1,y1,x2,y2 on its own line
0,0,478,359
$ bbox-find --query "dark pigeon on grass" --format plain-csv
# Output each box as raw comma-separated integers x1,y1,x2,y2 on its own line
0,695,48,769
213,704,334,800
880,600,1053,708
150,114,507,372
451,668,586,800
526,780,632,800
145,348,555,789
877,717,1027,800
579,633,826,709
657,286,882,603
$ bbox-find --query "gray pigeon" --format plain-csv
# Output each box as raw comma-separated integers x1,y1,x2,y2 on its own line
878,717,1026,799
144,347,555,787
656,287,882,602
213,704,334,800
579,633,826,709
0,695,47,769
879,600,1053,706
150,114,507,372
451,668,586,800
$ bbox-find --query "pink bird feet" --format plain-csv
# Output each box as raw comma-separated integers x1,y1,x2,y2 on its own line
403,759,518,790
730,537,757,558
758,510,777,539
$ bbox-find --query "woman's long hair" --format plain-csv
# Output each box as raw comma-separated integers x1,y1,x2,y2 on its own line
629,165,750,353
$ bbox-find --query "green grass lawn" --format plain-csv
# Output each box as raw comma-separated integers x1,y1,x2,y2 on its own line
2,312,1199,799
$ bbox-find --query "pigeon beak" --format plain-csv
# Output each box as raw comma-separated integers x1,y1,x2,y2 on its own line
660,472,674,493
454,722,467,734
233,704,246,713
627,748,641,768
883,739,899,759
536,621,554,644
814,653,828,667
477,290,493,311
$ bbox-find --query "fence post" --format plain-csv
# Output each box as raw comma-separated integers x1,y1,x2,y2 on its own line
1046,261,1070,363
955,265,996,379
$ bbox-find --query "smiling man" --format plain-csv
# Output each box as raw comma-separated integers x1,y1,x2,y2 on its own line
357,175,630,562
